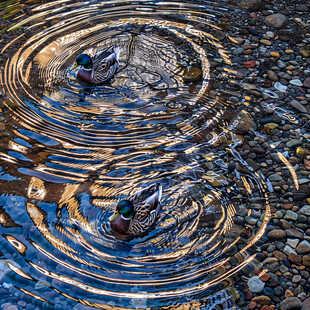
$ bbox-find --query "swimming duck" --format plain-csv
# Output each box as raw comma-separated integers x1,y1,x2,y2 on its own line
71,46,120,84
109,184,162,237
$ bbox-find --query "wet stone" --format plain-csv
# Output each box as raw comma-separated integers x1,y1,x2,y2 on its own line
299,47,310,58
239,0,263,11
300,205,310,216
279,297,302,310
285,210,298,221
268,173,283,182
268,229,286,240
289,79,303,87
296,240,310,254
260,39,272,46
290,100,307,113
267,70,278,81
263,257,279,273
247,275,265,293
286,239,299,248
286,139,302,148
286,229,304,240
303,77,310,88
274,81,287,92
265,13,288,29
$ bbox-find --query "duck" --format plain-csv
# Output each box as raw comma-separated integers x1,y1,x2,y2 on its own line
71,46,120,84
109,184,162,237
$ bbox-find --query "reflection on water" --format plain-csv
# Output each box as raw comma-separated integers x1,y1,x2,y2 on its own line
0,0,271,309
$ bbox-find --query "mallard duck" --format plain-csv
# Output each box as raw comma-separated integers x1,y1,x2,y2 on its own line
109,184,162,237
71,46,120,84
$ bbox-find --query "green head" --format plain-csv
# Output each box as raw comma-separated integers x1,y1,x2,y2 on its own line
72,54,92,70
117,200,134,219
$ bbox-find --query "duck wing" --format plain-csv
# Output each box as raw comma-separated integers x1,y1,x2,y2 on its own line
92,47,120,84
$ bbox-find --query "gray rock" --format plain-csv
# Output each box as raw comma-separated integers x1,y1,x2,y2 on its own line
286,139,302,148
300,205,310,216
290,79,303,87
269,173,283,181
247,275,265,293
296,240,310,254
285,210,298,221
290,100,307,113
265,13,288,29
286,238,299,248
267,70,278,81
284,245,297,256
279,297,302,310
239,0,262,11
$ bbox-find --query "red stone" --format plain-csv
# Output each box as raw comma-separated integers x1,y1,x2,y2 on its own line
243,61,256,68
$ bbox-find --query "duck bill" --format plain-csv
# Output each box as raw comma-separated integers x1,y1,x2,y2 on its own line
109,211,119,222
71,62,78,70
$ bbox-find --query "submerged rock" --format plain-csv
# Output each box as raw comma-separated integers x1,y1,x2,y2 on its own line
248,275,265,293
265,13,288,29
279,297,302,310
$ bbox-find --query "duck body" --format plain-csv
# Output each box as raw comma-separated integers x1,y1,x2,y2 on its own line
109,184,162,237
72,46,120,84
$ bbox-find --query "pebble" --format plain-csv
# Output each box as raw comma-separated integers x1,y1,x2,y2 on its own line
268,173,283,181
248,275,265,293
303,77,310,88
270,51,280,58
300,205,310,216
299,47,310,58
284,245,297,256
296,240,310,254
289,79,303,87
285,210,298,221
286,139,302,148
265,13,288,29
286,239,299,248
267,70,278,81
268,229,286,240
260,39,272,46
285,229,304,240
279,297,302,310
274,81,287,92
289,100,307,113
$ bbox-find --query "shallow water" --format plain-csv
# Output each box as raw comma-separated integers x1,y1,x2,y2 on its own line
0,0,272,309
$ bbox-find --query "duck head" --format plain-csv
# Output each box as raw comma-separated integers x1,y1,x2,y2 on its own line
72,54,92,70
109,200,134,221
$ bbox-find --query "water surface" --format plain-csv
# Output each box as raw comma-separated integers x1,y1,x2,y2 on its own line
0,0,271,308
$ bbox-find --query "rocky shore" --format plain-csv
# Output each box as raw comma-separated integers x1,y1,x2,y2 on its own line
219,0,310,309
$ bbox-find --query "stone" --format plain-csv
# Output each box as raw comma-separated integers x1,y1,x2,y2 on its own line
303,255,310,267
303,77,310,88
265,13,288,29
289,79,303,87
279,297,302,310
269,173,283,182
260,39,272,46
286,239,299,248
302,297,310,310
267,70,278,81
270,51,280,58
292,275,301,283
234,111,256,134
296,240,310,254
288,253,302,265
290,100,307,113
299,47,310,58
286,229,304,240
252,295,271,304
284,245,296,256
268,229,286,240
286,139,302,148
240,0,263,11
274,82,287,92
183,67,202,82
285,210,298,221
248,275,265,293
263,257,280,273
300,205,310,216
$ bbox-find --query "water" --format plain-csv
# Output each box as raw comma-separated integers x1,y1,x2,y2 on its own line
0,0,272,309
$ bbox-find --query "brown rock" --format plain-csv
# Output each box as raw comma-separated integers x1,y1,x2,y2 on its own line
303,77,310,88
285,229,304,240
267,70,278,81
249,301,258,310
279,219,292,230
240,0,263,11
268,229,286,240
265,13,288,29
260,273,271,282
288,253,302,265
273,250,287,261
285,289,294,298
303,255,310,267
300,47,310,58
252,296,271,304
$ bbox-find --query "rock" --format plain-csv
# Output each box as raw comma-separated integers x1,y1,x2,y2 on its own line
303,77,310,88
263,257,279,273
270,51,280,58
183,67,202,82
302,297,310,310
290,100,307,113
300,205,310,216
303,255,310,267
265,13,288,29
252,295,271,304
296,240,310,254
286,239,299,248
274,82,287,92
248,275,265,293
267,70,278,81
269,173,283,182
284,245,296,256
285,210,298,221
234,111,256,134
260,39,272,46
286,139,302,148
240,0,263,11
279,297,302,310
289,79,303,87
285,229,304,240
268,229,286,240
292,275,301,283
299,47,310,58
288,252,302,264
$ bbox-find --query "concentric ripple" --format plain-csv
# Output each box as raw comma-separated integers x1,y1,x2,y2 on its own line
0,0,271,308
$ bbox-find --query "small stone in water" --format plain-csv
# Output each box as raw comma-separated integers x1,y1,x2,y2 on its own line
299,46,310,58
289,79,303,86
182,67,202,82
270,51,280,58
274,82,287,92
290,100,307,113
303,77,310,88
279,297,302,310
265,13,288,29
260,39,272,46
247,275,265,293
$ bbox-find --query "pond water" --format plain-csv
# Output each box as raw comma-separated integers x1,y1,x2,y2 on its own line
0,0,273,309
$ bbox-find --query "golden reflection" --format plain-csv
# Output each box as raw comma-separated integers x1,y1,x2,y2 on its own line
8,263,34,280
277,151,299,190
4,235,27,255
27,177,46,200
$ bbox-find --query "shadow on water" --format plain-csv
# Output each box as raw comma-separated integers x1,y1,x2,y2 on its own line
0,0,272,309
